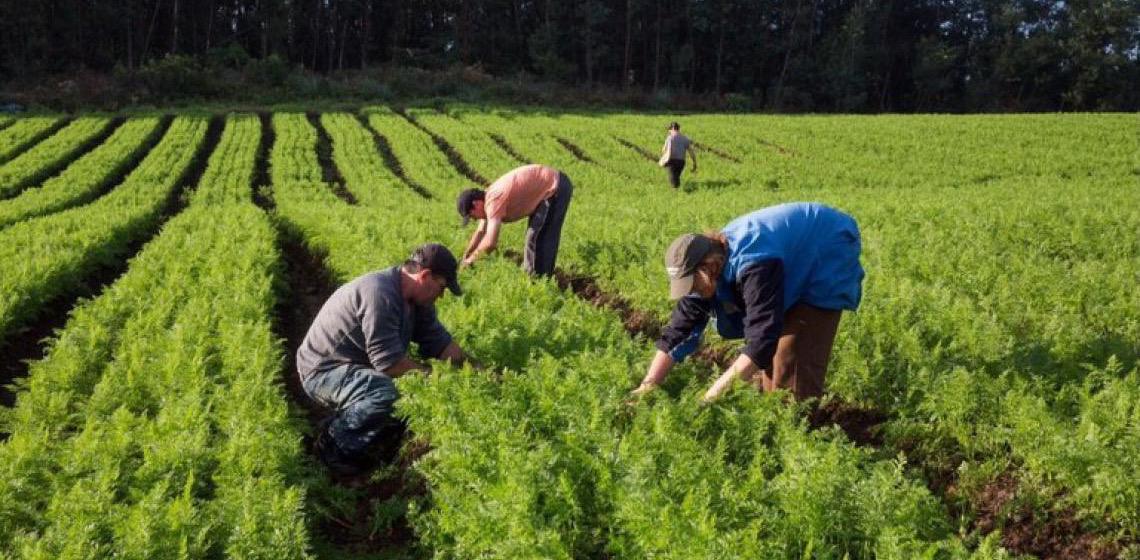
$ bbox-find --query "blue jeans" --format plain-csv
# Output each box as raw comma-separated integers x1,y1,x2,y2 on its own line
300,364,400,456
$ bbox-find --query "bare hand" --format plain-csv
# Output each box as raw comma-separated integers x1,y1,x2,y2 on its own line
624,384,655,407
701,367,738,404
629,383,656,397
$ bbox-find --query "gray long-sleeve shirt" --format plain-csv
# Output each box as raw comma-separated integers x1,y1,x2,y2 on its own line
296,267,453,377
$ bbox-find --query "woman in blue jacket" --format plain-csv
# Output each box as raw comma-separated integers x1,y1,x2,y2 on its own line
631,202,865,403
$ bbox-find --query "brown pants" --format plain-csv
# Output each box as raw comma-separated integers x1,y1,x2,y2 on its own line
752,303,842,400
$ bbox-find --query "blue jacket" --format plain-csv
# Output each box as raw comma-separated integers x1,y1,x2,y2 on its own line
720,202,863,313
657,202,863,368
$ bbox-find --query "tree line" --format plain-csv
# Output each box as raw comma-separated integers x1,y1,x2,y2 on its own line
1,0,1136,111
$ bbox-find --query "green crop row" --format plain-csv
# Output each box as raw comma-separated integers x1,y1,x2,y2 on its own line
272,110,1014,559
0,117,61,163
405,108,521,176
0,117,207,340
318,112,416,207
0,117,164,229
364,107,481,196
0,117,113,199
188,113,260,205
0,114,311,559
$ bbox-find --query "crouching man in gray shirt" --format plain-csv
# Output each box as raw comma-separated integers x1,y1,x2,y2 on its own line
297,243,475,477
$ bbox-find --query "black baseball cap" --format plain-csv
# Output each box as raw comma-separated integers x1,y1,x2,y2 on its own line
456,188,484,226
411,243,462,295
667,122,681,130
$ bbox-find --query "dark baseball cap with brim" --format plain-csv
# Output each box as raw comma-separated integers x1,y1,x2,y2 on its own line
665,233,712,299
456,188,483,226
412,243,462,295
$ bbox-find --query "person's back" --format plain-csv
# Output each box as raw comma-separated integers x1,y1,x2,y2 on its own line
661,123,697,188
721,202,861,312
484,164,561,223
666,133,691,161
298,267,407,376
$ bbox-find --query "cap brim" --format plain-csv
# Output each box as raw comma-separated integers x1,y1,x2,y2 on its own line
668,274,695,299
446,277,462,296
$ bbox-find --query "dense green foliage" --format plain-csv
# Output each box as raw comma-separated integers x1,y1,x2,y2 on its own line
0,117,112,199
416,108,1139,543
0,117,60,163
271,111,1018,559
0,108,1133,558
0,117,163,228
0,114,311,559
0,117,206,339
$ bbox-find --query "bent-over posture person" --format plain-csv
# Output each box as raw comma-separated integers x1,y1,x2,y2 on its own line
659,122,698,188
632,202,864,403
456,164,573,276
297,243,474,477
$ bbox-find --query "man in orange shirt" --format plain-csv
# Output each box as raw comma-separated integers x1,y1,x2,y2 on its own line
457,164,574,276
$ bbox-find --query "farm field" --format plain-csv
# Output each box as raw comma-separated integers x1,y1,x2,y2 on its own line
0,108,1136,560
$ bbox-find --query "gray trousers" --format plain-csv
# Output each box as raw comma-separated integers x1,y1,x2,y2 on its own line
523,173,573,276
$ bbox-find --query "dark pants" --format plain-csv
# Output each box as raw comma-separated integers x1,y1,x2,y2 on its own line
300,363,400,457
755,303,842,400
524,173,573,276
700,302,842,400
665,159,685,188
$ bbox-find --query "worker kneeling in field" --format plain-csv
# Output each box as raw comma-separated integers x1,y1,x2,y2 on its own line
456,164,573,276
631,202,864,403
297,243,475,477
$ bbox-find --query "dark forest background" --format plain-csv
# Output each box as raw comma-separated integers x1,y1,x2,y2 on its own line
1,0,1137,111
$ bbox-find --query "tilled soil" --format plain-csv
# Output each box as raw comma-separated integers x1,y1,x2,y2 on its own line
963,471,1123,560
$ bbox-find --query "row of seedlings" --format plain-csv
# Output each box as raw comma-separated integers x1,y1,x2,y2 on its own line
317,112,413,207
0,117,165,228
0,117,113,198
0,116,209,341
0,117,62,163
0,114,312,559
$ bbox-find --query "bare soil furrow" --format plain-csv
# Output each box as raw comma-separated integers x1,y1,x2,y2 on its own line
307,112,357,204
613,136,657,161
693,141,742,163
397,109,490,186
355,113,433,200
554,136,596,163
489,133,529,164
